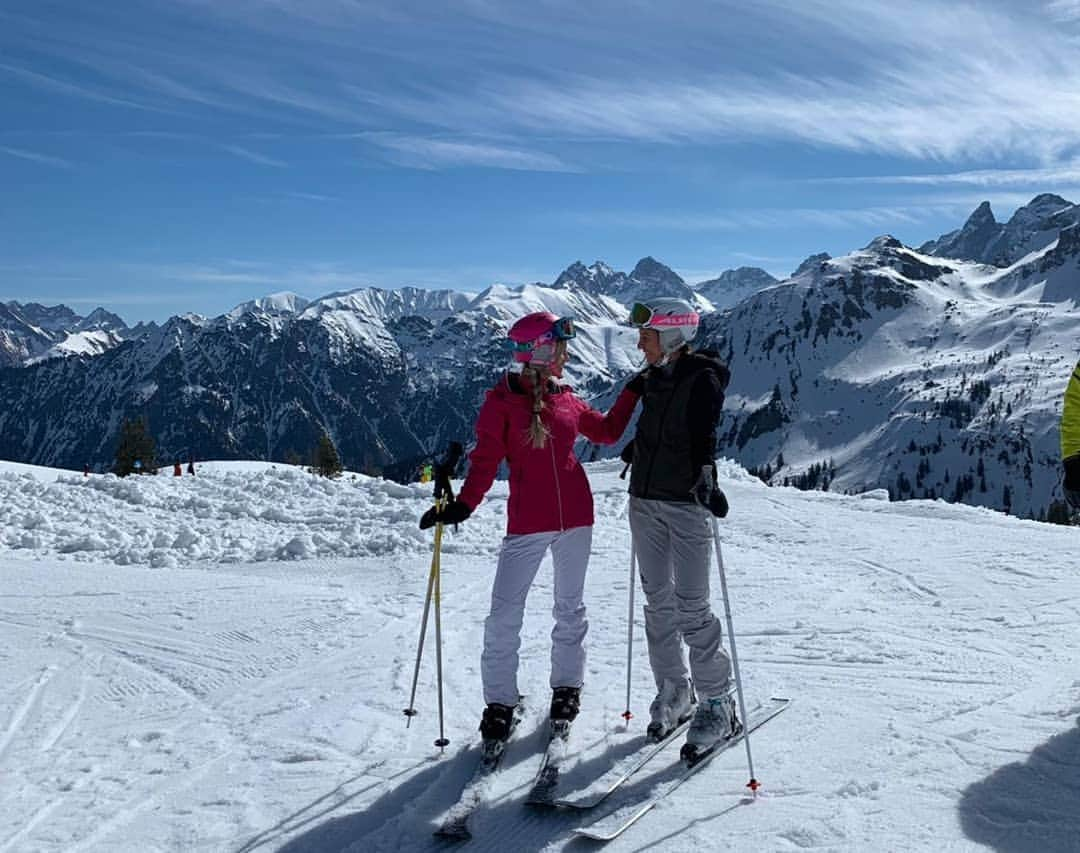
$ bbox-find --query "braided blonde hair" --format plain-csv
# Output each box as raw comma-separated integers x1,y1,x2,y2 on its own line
521,340,567,449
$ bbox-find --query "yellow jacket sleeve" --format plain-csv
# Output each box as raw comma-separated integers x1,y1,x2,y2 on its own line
1062,360,1080,461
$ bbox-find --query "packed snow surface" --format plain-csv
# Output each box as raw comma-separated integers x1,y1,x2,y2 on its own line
1,459,1078,852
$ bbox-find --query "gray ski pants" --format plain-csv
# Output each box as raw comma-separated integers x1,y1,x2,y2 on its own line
481,525,592,706
629,496,732,700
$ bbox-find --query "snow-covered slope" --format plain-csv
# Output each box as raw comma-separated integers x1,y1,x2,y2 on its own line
707,228,1080,518
26,329,125,363
1,458,1077,852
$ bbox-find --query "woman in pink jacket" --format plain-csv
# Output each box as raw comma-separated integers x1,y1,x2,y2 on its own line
420,311,640,742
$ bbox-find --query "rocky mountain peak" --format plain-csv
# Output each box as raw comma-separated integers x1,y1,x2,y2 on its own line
630,256,684,288
793,253,832,277
77,307,129,332
553,260,627,296
864,235,904,252
695,267,779,310
966,200,996,226
921,193,1080,267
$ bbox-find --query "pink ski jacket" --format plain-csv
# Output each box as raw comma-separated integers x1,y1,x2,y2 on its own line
458,375,639,535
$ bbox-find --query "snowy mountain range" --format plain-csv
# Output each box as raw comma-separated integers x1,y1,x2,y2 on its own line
0,302,143,367
2,194,1079,518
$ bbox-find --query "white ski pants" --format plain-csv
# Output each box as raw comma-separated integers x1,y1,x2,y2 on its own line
629,497,732,700
481,525,592,706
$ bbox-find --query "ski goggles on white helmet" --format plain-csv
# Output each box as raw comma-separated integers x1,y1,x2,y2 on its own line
629,302,699,329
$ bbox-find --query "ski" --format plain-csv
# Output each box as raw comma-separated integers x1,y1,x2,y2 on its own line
524,718,572,806
572,697,790,842
547,718,691,810
433,700,527,841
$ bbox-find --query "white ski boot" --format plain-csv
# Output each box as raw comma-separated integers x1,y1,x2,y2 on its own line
681,692,740,764
647,677,696,741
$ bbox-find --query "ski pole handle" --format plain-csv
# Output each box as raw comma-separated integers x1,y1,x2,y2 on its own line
433,441,464,502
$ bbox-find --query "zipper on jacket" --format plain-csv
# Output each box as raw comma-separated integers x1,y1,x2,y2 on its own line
550,438,565,530
641,379,682,498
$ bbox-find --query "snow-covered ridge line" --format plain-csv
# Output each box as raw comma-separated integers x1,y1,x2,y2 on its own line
0,462,436,567
0,456,1023,571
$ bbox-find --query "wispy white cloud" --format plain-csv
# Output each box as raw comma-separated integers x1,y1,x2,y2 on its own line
0,145,73,169
361,134,575,172
810,164,1080,188
1046,0,1080,21
220,144,287,167
341,2,1080,164
729,252,802,266
281,191,339,202
76,258,553,301
2,292,179,307
564,205,937,233
0,60,155,112
11,0,1080,169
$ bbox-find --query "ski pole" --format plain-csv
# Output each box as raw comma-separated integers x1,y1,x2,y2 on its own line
710,516,759,794
621,534,637,724
403,493,445,730
403,441,464,751
432,510,449,750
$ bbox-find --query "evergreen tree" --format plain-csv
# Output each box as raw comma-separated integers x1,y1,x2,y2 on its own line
113,416,157,477
313,431,343,479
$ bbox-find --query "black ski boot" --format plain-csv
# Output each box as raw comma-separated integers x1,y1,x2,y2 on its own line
549,686,581,722
479,702,516,742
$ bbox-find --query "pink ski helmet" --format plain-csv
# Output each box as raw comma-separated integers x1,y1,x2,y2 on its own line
508,311,576,365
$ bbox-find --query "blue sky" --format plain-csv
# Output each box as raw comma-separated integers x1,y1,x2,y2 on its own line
5,0,1080,321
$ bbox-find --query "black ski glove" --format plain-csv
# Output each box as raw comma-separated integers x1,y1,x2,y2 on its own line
419,498,472,530
625,372,646,396
619,440,635,466
1065,456,1080,511
691,465,729,518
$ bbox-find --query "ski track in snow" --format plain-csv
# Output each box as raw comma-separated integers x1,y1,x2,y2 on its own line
0,458,1078,851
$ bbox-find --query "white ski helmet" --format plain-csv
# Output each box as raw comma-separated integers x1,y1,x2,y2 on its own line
629,297,699,353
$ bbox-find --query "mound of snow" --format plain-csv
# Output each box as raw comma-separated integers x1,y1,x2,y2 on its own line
0,463,456,566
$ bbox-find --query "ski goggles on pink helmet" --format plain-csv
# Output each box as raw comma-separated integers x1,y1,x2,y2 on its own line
509,313,577,364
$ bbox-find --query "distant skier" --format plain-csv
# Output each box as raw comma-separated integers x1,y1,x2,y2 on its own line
187,459,196,476
419,311,641,742
173,460,182,476
621,297,738,753
1062,357,1080,510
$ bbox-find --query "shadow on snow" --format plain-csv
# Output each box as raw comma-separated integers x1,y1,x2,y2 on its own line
958,714,1080,853
248,718,710,853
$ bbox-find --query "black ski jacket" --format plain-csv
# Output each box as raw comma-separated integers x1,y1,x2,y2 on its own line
627,351,730,503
